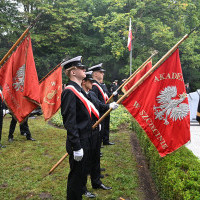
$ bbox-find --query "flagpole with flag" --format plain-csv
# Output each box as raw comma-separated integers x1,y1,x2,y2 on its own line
0,12,42,67
106,51,157,104
48,27,199,173
127,18,132,76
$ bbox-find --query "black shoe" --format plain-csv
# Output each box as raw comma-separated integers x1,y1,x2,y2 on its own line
100,174,104,178
8,138,14,143
100,168,106,171
103,142,115,145
21,133,27,136
84,191,96,198
0,143,6,148
27,137,36,141
93,183,112,190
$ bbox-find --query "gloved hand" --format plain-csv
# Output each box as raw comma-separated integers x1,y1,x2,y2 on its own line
3,109,6,117
73,148,84,161
113,91,118,96
109,102,119,110
3,109,10,117
99,124,102,131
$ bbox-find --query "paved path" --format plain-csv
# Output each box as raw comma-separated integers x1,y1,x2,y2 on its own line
185,121,200,159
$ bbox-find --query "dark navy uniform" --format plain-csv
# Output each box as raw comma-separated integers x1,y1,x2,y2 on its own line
100,82,112,144
91,81,106,142
88,63,114,145
87,90,109,188
61,80,93,200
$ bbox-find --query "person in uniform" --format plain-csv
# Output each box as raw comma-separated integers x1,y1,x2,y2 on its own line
81,71,118,197
61,56,95,200
88,63,115,145
196,97,200,124
110,80,119,102
8,115,36,142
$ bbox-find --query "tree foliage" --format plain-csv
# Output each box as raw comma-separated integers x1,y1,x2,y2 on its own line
0,0,200,90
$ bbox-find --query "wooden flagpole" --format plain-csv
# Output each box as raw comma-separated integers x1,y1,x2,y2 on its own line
39,63,62,84
106,51,158,103
48,28,197,174
93,31,195,129
49,153,68,174
0,12,42,67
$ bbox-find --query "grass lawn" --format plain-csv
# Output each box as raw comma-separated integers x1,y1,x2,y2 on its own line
0,110,143,200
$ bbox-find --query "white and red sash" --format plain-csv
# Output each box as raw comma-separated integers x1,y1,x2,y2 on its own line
92,82,108,103
65,85,99,120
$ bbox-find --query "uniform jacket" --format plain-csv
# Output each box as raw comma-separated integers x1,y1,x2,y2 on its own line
61,81,93,153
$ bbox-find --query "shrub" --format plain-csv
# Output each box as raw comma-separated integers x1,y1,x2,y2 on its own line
131,119,200,200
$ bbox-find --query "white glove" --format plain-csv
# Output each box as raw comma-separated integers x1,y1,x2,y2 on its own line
73,148,84,161
3,109,10,117
99,124,101,131
109,102,119,110
113,91,118,96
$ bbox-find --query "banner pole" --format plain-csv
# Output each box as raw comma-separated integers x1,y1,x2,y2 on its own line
48,28,197,174
0,12,42,67
93,33,191,129
106,52,158,103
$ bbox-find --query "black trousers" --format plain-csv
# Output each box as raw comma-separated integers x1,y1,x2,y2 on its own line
67,142,91,200
91,130,102,188
8,116,31,139
102,114,110,144
82,130,102,192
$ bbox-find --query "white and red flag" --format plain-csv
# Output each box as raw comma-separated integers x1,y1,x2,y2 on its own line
127,18,132,51
39,66,62,120
122,49,190,157
0,35,39,123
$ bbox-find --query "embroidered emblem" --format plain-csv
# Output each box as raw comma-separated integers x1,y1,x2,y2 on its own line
153,86,189,125
13,64,25,92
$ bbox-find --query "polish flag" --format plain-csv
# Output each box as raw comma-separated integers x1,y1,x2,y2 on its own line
127,18,132,51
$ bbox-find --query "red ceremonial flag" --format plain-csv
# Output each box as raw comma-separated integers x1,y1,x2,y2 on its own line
0,35,38,123
23,35,40,104
127,18,132,51
39,66,62,120
123,60,152,92
122,49,190,157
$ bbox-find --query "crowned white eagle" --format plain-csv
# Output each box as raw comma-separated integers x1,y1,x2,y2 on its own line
153,86,189,125
13,64,25,92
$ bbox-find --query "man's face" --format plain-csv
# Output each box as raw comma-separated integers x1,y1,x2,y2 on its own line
85,80,93,90
96,71,104,81
73,66,86,80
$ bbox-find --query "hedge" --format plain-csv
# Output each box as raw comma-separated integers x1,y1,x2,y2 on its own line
131,119,200,200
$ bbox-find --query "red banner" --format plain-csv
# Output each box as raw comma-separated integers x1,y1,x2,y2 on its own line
39,66,62,120
23,36,40,104
0,35,38,123
122,49,190,157
123,60,152,92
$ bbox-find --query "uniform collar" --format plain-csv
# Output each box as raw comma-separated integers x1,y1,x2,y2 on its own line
93,80,100,85
68,80,82,92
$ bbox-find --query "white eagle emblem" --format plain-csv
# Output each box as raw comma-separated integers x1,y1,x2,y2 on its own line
13,64,25,92
153,86,189,125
